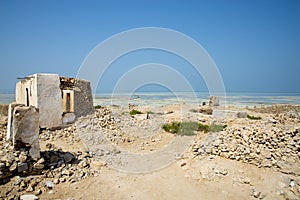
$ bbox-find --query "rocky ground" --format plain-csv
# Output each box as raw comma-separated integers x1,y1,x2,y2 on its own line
0,104,299,200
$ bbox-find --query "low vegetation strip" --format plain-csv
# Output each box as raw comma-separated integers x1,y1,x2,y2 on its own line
247,115,262,120
162,121,226,136
129,109,143,115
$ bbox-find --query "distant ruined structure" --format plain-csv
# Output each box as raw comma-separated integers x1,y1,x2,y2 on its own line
6,73,94,160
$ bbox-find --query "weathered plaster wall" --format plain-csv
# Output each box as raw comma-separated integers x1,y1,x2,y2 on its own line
15,74,63,128
36,74,62,128
15,76,38,107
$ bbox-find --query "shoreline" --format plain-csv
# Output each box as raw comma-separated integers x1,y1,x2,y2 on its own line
1,92,300,106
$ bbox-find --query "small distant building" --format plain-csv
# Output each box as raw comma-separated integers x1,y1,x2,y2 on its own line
14,73,94,128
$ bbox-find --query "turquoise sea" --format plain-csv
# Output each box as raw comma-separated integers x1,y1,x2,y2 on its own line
1,92,300,107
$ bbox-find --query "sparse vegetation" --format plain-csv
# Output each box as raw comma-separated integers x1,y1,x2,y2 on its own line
162,121,198,136
94,105,101,109
162,121,226,136
198,123,209,132
208,123,227,132
130,109,143,115
247,115,262,120
162,122,181,134
147,111,155,114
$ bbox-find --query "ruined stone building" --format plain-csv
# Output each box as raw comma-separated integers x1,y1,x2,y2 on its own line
6,73,94,160
14,73,94,128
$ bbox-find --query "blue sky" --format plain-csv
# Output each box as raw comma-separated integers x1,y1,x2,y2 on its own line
0,0,299,93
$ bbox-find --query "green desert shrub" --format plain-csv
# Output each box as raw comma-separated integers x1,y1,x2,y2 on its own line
162,121,200,136
178,122,199,136
130,109,143,115
162,122,181,134
94,105,101,109
208,123,227,132
247,115,262,120
198,123,209,133
162,122,198,136
163,121,226,135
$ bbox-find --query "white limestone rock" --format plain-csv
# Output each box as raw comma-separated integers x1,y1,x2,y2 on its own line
62,113,76,124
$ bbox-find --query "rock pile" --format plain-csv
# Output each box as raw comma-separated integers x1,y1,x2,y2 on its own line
0,116,7,146
250,104,300,115
193,119,300,176
0,144,104,199
0,108,116,199
76,107,135,145
198,106,213,115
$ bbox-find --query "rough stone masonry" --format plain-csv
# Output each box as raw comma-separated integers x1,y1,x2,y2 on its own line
6,105,40,160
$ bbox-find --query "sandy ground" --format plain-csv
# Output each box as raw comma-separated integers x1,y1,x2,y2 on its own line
1,103,300,199
39,155,293,200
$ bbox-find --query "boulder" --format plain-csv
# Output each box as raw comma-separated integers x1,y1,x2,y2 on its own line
199,106,213,115
62,113,76,124
17,162,28,172
61,152,75,163
237,111,247,118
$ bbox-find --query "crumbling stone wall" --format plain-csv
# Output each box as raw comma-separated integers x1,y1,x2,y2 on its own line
12,106,40,160
60,77,94,118
13,74,93,130
209,96,220,106
73,79,94,117
16,76,38,108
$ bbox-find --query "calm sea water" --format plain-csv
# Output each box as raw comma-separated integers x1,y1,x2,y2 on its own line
1,92,300,107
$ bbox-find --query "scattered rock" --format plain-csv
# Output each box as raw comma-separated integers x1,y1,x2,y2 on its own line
199,106,213,115
62,152,75,163
17,163,28,172
53,178,60,184
244,177,251,185
9,162,17,171
62,169,73,176
45,181,54,189
19,152,28,163
237,111,247,118
20,194,39,200
251,189,261,198
62,113,76,124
